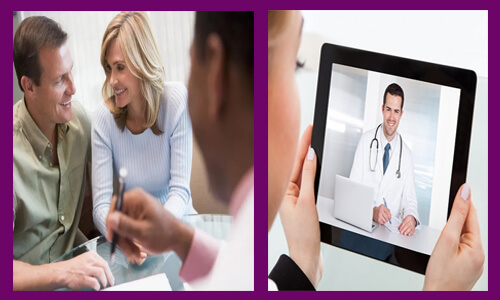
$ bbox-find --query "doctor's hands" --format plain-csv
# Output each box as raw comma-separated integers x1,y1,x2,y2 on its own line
373,204,392,225
399,215,416,236
106,188,194,263
424,184,484,290
280,125,323,288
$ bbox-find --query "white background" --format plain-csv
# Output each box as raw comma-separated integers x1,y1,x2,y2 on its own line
268,10,488,291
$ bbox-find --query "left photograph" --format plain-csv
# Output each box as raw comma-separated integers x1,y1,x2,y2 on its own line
13,11,254,291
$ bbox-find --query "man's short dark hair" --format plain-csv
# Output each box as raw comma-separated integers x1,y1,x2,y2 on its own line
383,83,405,110
13,16,68,92
194,12,253,94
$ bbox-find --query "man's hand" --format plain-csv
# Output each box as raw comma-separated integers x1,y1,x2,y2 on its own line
424,184,484,290
55,251,115,291
399,215,417,236
106,188,194,263
279,125,323,288
373,204,392,225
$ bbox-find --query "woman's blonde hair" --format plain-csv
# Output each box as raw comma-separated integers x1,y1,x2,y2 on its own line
101,11,165,135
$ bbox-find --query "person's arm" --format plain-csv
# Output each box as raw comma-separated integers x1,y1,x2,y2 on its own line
179,229,221,282
163,83,193,218
269,254,316,291
277,125,322,290
424,184,484,290
14,260,63,291
13,251,114,291
92,107,114,236
106,188,222,282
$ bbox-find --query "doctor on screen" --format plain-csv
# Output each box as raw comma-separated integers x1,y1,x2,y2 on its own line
350,83,420,236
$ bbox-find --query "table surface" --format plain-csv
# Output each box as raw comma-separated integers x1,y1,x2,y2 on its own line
317,196,441,256
54,214,231,291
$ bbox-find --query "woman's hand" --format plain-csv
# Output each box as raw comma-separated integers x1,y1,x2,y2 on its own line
279,125,323,288
424,184,484,290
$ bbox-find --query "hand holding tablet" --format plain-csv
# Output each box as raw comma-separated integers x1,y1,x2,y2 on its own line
424,184,484,290
279,125,323,289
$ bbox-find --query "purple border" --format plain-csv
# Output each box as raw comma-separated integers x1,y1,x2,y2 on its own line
254,9,268,293
3,2,496,298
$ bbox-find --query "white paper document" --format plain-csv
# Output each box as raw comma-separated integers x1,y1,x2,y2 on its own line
384,223,400,234
103,273,172,291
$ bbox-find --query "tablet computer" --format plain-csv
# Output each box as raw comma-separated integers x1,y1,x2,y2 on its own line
311,43,476,274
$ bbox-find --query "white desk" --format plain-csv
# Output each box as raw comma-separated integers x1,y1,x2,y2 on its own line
317,196,441,256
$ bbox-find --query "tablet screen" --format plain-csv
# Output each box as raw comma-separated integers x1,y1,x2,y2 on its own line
312,43,476,274
317,63,460,256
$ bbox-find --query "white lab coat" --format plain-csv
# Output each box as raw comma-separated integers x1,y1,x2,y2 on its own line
350,127,420,229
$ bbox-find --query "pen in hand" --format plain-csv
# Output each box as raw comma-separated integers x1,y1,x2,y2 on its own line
110,167,127,263
383,197,392,225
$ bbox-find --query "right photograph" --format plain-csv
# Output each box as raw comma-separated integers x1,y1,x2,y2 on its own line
268,10,488,291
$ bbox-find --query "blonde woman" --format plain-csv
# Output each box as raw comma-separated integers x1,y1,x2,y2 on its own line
92,12,195,244
267,10,483,290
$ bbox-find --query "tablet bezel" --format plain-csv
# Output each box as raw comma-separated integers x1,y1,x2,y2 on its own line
311,43,476,274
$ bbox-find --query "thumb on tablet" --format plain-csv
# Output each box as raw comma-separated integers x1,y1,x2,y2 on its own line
444,184,471,244
299,147,317,205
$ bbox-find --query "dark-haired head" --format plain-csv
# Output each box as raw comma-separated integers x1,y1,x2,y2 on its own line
194,12,254,96
189,12,254,204
383,83,404,110
14,16,68,92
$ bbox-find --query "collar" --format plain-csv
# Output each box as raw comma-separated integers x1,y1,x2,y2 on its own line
17,98,70,159
380,127,398,151
229,167,254,216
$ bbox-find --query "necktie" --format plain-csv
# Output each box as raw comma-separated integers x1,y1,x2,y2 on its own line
383,143,391,174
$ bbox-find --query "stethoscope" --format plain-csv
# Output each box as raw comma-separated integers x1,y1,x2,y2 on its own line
369,124,402,179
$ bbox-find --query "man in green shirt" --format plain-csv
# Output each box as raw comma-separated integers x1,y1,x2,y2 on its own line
13,16,114,290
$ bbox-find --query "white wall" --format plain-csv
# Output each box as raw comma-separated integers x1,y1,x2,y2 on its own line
299,10,488,77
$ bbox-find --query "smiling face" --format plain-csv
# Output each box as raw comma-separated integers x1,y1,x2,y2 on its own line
105,39,142,109
268,11,303,230
30,42,75,126
382,93,404,142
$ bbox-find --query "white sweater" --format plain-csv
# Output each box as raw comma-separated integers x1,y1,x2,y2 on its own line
92,81,194,236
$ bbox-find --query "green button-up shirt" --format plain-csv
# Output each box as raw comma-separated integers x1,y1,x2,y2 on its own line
13,99,91,265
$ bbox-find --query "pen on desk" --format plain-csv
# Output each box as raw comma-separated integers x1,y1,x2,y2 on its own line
383,197,392,225
110,167,127,263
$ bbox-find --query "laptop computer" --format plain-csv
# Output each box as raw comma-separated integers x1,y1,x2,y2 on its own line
334,175,377,232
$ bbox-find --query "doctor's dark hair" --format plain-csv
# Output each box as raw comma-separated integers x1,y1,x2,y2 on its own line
383,83,405,110
194,12,254,95
13,16,68,92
